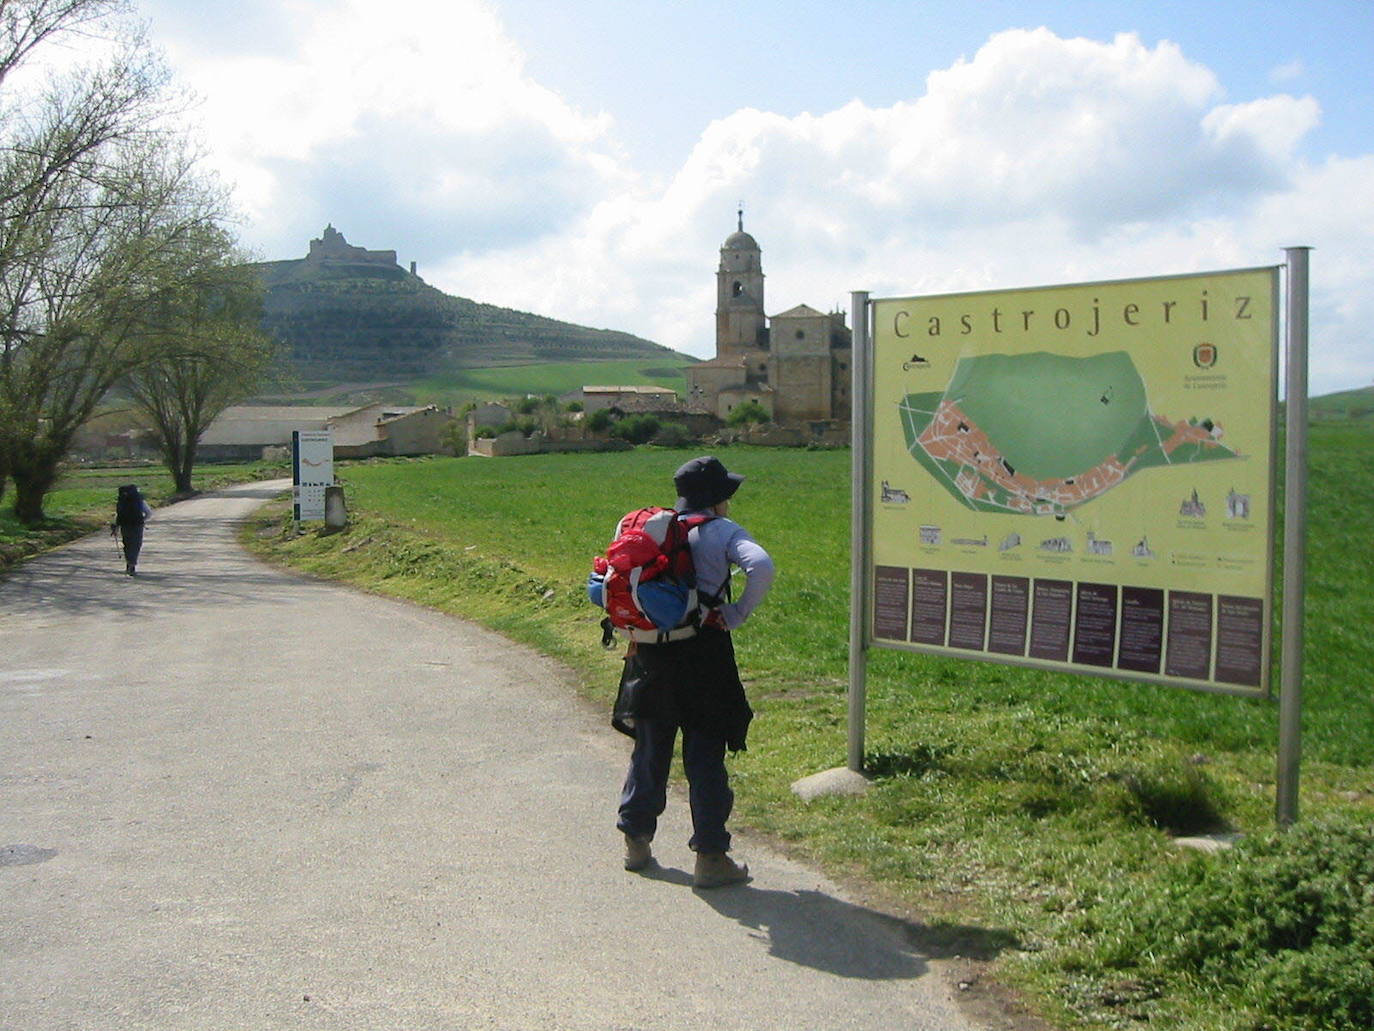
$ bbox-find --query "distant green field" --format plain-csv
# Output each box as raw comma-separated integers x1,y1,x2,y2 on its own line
260,358,695,408
410,359,692,406
1307,383,1374,421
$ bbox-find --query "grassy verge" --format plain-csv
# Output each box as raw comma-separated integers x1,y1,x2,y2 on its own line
0,460,289,573
241,434,1372,1031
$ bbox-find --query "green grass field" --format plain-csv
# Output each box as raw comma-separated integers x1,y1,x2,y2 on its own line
241,422,1373,1031
257,359,694,409
409,359,690,406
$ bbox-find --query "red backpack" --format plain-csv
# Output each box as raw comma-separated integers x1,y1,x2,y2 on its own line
587,507,715,645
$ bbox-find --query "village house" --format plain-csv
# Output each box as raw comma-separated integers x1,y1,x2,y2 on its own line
198,403,455,461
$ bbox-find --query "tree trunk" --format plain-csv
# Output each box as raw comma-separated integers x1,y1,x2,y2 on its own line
174,441,195,494
157,428,192,495
9,434,66,525
12,466,57,525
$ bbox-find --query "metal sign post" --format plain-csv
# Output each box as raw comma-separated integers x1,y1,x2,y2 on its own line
848,291,872,773
1276,247,1311,827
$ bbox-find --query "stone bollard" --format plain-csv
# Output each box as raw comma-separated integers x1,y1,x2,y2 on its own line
324,485,347,529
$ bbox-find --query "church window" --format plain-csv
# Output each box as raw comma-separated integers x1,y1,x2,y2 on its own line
732,281,743,297
795,330,805,340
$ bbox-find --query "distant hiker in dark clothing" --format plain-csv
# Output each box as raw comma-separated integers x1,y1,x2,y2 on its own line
113,484,152,575
616,456,775,888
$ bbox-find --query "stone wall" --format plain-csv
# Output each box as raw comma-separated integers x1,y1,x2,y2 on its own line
470,431,632,457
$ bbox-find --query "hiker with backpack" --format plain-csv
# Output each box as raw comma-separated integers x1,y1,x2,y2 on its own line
589,455,775,888
112,484,152,576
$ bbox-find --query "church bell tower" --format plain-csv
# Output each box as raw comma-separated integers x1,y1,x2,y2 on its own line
715,208,766,360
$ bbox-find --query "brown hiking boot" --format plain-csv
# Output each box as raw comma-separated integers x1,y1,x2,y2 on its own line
692,852,750,888
623,833,653,871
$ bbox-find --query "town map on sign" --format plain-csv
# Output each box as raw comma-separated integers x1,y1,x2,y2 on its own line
896,351,1239,518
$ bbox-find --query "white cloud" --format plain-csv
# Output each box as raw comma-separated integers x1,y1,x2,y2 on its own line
142,11,1370,395
158,0,626,262
1203,95,1320,162
440,28,1368,395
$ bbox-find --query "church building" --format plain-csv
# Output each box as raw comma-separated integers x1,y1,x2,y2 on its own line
685,215,852,426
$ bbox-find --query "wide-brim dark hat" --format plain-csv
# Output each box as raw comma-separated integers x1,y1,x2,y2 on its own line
674,455,744,511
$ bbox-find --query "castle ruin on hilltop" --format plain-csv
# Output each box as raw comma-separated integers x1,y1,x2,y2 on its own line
308,224,414,274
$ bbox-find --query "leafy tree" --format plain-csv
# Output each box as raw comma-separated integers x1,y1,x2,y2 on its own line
726,400,770,427
124,228,280,493
440,418,469,454
610,414,660,445
586,407,613,432
653,421,694,447
0,0,236,522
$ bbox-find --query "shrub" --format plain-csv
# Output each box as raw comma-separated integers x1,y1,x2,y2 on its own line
1068,816,1374,1030
726,400,769,427
610,414,660,445
652,421,694,447
586,408,613,432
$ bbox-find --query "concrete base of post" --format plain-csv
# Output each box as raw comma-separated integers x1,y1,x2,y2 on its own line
324,485,347,529
790,766,872,801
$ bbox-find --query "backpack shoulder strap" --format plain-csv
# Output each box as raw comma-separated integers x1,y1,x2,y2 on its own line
679,514,731,607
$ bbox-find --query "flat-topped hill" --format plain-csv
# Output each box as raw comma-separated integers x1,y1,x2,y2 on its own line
252,227,686,380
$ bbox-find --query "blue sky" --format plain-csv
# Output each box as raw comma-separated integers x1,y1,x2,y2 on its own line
132,0,1373,394
500,0,1374,172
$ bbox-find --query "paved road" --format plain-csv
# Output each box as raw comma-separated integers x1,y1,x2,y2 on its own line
1,481,987,1031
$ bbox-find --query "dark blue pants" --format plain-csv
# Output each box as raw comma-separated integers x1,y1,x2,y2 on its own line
119,524,144,571
617,716,733,854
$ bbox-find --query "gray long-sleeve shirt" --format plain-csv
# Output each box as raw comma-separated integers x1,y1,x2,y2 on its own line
682,511,775,631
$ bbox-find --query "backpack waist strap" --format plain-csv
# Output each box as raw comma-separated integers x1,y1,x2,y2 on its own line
624,624,700,644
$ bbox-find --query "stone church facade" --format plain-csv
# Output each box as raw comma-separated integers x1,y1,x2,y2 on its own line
685,218,852,426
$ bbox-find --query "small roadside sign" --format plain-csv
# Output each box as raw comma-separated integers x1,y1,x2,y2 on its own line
292,430,333,521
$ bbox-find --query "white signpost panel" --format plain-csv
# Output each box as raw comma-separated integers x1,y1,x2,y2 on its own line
292,430,334,521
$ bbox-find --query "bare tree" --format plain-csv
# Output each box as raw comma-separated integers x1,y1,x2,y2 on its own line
125,227,281,494
0,0,125,90
0,0,237,523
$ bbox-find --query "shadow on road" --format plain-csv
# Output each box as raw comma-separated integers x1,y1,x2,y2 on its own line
1,493,306,618
639,864,1019,980
16,554,299,617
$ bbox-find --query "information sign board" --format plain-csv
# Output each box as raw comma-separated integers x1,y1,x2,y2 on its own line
867,268,1280,695
292,429,334,521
